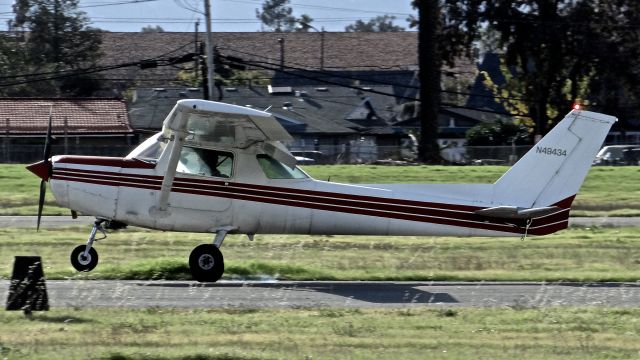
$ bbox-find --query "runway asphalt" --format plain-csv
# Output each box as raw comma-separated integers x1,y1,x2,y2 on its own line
2,280,640,309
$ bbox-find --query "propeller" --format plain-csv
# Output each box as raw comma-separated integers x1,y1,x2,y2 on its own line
26,107,53,231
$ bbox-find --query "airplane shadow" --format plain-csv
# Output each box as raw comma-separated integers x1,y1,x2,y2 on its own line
139,281,458,304
298,283,458,304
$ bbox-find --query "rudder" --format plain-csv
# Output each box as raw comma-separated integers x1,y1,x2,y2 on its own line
492,110,616,208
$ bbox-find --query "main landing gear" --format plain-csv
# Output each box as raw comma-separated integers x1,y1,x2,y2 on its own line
70,219,231,283
189,228,230,282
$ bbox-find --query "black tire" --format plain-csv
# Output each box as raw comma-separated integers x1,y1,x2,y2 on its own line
189,244,224,282
70,245,99,272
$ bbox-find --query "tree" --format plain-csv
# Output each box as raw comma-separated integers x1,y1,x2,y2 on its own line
465,120,531,146
256,0,313,32
408,0,479,163
434,0,640,135
345,15,405,32
9,0,102,96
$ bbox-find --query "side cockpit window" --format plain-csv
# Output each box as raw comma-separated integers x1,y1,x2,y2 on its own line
257,154,308,179
178,146,233,178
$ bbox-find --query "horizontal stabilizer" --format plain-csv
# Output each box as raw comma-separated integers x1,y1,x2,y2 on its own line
475,206,561,219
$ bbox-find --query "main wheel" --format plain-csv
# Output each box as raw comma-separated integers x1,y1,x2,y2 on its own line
189,244,224,282
70,245,99,272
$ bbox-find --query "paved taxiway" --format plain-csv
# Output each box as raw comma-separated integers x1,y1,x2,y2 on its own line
2,280,640,308
3,217,638,309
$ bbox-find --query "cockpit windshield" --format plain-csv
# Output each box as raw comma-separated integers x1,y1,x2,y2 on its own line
129,134,168,163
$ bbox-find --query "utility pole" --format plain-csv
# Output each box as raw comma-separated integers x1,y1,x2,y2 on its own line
194,19,200,89
200,42,209,100
204,0,215,100
278,38,285,70
417,0,442,164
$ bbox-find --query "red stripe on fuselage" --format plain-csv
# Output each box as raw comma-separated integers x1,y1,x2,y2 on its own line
56,156,156,169
52,165,571,236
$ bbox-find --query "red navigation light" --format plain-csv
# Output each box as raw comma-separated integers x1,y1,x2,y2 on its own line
573,104,581,110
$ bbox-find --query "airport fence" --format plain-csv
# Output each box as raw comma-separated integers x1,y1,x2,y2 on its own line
0,144,135,163
290,145,535,165
1,144,542,165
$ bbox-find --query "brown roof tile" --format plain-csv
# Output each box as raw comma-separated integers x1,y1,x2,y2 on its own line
99,32,421,86
0,98,133,135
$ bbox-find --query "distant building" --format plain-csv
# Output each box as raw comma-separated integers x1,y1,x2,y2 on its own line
0,98,135,162
129,86,414,163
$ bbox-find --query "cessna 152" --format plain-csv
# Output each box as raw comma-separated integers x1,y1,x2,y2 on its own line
27,99,616,282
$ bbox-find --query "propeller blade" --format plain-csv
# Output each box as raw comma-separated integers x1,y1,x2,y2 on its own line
36,106,53,231
37,179,46,231
44,107,52,157
43,107,53,177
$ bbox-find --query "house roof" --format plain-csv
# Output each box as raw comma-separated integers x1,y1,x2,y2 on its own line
99,32,418,89
97,32,473,88
129,85,402,135
100,31,419,73
0,98,133,135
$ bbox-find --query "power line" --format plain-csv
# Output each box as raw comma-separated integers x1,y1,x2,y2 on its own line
79,0,159,8
218,45,539,104
219,54,528,117
221,0,415,17
0,42,197,87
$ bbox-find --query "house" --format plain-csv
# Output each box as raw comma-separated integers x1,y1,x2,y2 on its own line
129,85,414,163
98,32,425,90
0,98,135,163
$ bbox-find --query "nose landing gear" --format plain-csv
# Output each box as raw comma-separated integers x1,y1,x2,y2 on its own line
70,218,106,272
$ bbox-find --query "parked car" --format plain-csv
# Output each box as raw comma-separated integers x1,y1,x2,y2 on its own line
294,156,315,165
290,151,326,164
593,145,640,165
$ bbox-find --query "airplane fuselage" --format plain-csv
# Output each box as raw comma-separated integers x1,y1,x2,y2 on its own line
48,147,568,238
27,99,616,282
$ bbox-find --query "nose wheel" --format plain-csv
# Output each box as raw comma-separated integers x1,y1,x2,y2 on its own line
70,245,99,271
70,218,106,272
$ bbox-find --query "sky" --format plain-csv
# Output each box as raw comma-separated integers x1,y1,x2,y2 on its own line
0,0,417,32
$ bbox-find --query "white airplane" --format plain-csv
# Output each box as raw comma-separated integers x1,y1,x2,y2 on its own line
27,100,616,282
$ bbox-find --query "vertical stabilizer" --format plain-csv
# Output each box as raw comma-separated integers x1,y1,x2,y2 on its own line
492,110,616,208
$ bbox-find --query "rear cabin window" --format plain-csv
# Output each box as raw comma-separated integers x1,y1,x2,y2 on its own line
257,154,308,179
178,146,233,178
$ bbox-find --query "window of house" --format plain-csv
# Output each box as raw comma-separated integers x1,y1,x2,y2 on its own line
177,146,233,178
257,154,308,179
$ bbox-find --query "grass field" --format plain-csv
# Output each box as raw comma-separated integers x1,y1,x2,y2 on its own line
4,164,639,216
1,307,640,359
2,226,640,282
2,165,639,359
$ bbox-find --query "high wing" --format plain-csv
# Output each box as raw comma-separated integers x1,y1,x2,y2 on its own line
162,99,292,145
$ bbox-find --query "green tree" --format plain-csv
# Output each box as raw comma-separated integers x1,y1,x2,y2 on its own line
345,15,405,32
435,0,640,134
465,120,531,146
256,0,313,32
9,0,103,96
